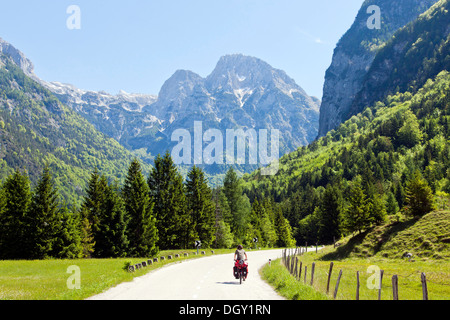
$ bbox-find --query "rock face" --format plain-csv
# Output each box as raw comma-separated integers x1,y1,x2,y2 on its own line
142,54,320,171
318,0,439,137
0,37,36,80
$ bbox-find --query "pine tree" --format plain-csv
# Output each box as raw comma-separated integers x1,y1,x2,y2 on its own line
0,170,32,259
274,207,295,247
82,169,105,239
96,180,129,258
212,189,234,248
185,166,215,248
53,203,83,259
223,167,250,241
28,165,62,259
386,191,400,215
80,206,95,258
317,184,342,245
123,158,157,257
405,171,436,217
342,178,370,235
367,192,387,226
148,152,186,249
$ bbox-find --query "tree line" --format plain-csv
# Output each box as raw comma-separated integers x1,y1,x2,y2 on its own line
0,151,295,260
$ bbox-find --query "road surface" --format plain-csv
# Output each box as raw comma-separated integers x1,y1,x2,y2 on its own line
88,249,284,300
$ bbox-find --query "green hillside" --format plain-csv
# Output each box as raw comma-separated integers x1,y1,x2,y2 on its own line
323,210,450,260
0,55,151,204
242,1,450,251
243,70,450,246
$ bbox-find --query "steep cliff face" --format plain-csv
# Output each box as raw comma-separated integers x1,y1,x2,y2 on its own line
351,0,450,115
318,0,439,137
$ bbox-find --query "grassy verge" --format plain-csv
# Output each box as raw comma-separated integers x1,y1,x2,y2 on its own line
0,248,235,300
266,247,450,300
260,258,328,300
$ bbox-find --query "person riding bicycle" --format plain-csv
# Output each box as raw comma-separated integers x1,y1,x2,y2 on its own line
233,245,248,281
234,244,248,262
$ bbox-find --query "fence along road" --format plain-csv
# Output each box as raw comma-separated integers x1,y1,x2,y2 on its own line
87,249,285,300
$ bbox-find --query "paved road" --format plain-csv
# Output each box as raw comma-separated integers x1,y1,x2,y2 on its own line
88,249,285,300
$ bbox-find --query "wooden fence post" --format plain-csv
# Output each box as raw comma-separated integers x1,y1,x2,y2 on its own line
299,261,303,281
392,275,399,300
378,270,384,301
304,266,307,284
356,271,360,300
421,273,428,301
326,262,334,294
310,262,316,286
333,269,343,299
295,258,298,278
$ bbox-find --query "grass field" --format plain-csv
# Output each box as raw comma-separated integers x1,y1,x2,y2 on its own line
261,210,450,301
0,249,235,300
263,247,450,300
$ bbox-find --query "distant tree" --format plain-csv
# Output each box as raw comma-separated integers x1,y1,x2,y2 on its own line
317,184,343,244
405,171,435,218
386,191,400,215
212,189,234,248
397,110,423,148
342,178,370,235
223,167,251,242
274,207,296,247
0,170,32,259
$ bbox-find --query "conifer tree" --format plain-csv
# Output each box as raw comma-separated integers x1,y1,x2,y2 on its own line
223,167,250,241
82,169,105,239
79,206,95,258
342,178,370,235
185,166,215,248
148,152,186,249
96,180,129,258
212,189,234,248
405,171,435,217
123,158,157,257
0,170,31,259
274,207,295,247
317,184,342,244
53,203,83,259
28,165,62,259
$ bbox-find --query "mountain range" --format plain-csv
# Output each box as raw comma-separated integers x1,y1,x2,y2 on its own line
42,54,320,176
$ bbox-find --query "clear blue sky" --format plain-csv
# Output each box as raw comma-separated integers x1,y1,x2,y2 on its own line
0,0,363,99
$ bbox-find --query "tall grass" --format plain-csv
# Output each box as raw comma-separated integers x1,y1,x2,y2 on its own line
260,259,328,300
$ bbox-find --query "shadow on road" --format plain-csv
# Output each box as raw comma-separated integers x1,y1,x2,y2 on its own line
216,281,241,285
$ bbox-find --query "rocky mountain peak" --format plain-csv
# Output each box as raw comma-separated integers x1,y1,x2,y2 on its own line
0,37,36,80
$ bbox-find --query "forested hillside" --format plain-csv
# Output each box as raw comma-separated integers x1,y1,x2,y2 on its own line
0,55,151,204
351,0,450,117
243,0,450,248
243,70,450,245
